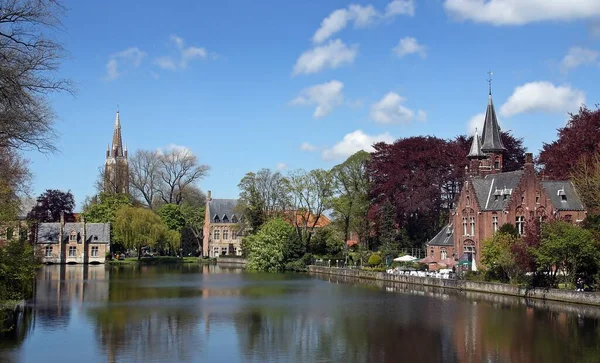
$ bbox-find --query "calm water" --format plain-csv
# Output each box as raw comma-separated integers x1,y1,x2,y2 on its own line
1,264,600,363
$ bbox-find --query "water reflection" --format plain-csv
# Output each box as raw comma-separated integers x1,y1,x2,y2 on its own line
1,265,599,363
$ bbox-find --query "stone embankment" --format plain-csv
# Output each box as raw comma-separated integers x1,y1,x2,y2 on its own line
216,256,247,266
308,266,600,306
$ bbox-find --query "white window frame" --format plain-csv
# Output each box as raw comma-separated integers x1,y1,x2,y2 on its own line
69,231,77,242
516,216,525,235
223,229,229,240
45,246,53,257
69,246,77,257
213,229,220,240
470,217,475,236
462,217,468,236
91,246,99,257
492,215,498,233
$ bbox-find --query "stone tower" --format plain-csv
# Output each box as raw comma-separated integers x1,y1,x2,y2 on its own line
104,110,129,194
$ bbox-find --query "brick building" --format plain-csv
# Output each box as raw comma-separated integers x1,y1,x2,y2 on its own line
202,191,243,257
427,89,586,270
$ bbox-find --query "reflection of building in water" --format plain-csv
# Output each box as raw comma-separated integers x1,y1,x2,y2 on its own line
34,265,110,329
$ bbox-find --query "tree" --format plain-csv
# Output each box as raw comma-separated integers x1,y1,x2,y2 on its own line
330,150,371,246
0,0,73,153
0,147,31,221
180,204,205,255
570,152,600,214
0,239,39,302
286,169,334,247
481,232,521,284
82,192,132,224
369,136,465,246
158,204,186,231
245,218,295,272
113,206,171,260
129,150,161,208
27,189,75,222
158,148,210,205
538,106,600,180
454,131,526,173
498,223,519,237
308,225,344,257
376,198,399,260
536,220,599,287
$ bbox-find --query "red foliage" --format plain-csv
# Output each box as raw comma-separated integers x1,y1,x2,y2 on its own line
455,131,526,172
538,106,600,180
511,218,542,272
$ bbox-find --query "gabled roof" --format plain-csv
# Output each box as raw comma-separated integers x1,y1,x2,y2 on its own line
428,223,454,246
467,128,486,159
480,95,506,153
208,199,238,223
86,223,111,243
471,170,524,211
36,223,60,244
542,181,586,211
63,222,83,243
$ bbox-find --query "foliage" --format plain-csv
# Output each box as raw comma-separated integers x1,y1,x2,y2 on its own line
376,198,399,259
536,220,599,287
498,223,519,237
455,131,526,173
245,218,295,272
0,148,31,221
570,152,600,213
308,225,344,256
0,239,40,302
367,254,382,267
113,206,176,259
481,232,522,283
330,150,371,246
27,189,75,222
369,136,466,247
284,253,313,272
82,192,132,223
158,204,186,231
538,106,600,180
0,0,72,153
180,204,205,254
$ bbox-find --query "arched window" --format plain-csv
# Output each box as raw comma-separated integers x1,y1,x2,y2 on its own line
440,248,447,260
466,196,470,207
492,213,498,232
516,207,525,235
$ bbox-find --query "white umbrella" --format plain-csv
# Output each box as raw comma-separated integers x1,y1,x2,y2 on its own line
393,255,417,262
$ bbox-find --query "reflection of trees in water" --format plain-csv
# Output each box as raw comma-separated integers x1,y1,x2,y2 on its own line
0,306,35,353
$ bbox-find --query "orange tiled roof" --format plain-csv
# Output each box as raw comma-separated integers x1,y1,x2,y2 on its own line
282,210,331,228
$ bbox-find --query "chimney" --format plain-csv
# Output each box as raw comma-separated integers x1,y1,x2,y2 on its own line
207,190,212,201
525,153,533,165
60,211,65,225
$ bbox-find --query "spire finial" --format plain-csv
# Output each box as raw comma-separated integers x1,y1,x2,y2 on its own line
487,70,493,96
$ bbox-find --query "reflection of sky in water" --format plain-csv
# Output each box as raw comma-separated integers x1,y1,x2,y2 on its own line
2,264,600,363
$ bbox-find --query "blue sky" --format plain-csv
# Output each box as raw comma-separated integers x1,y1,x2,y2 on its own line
26,0,600,210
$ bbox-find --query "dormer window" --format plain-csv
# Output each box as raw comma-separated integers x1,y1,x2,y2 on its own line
69,230,77,242
494,195,499,201
222,215,229,223
561,195,567,202
558,188,567,202
214,215,220,223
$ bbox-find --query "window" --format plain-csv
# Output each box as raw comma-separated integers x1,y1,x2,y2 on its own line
521,195,525,204
462,217,468,236
561,194,567,201
503,194,508,200
536,193,540,204
233,247,238,255
45,246,53,257
441,250,447,260
430,249,434,257
91,246,99,257
222,216,229,223
221,247,227,256
494,195,499,201
69,231,77,242
470,217,475,236
213,247,219,257
492,215,498,232
232,231,237,240
214,216,220,223
466,196,470,207
69,246,77,257
232,216,238,223
223,229,229,240
213,230,220,240
516,216,525,235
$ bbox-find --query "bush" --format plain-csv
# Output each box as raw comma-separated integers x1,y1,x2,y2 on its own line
367,254,382,266
362,266,387,272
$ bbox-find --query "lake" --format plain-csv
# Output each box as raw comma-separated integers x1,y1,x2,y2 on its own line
1,264,599,362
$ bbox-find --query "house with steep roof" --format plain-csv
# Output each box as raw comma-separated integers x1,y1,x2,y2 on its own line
35,213,111,264
202,191,243,257
427,86,587,270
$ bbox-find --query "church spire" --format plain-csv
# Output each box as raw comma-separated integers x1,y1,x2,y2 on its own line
111,110,123,157
480,73,506,153
467,128,486,160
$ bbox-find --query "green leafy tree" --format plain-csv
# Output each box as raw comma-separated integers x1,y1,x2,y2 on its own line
377,198,399,260
498,223,519,237
158,204,186,231
536,221,599,287
309,225,345,257
180,204,205,255
113,206,171,260
82,192,132,223
0,239,40,302
481,232,521,283
245,218,295,272
27,189,75,222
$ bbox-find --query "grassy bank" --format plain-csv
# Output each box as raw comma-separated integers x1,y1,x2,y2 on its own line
108,256,216,265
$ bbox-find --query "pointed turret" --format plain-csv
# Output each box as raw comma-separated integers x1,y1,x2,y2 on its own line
480,92,506,153
467,128,486,159
111,110,123,157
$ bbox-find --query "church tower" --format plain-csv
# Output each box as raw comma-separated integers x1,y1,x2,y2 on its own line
467,74,506,176
104,110,129,194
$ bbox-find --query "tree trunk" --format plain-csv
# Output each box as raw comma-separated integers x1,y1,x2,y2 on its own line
138,245,142,261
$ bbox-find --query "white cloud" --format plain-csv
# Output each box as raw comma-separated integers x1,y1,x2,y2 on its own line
104,47,146,81
393,36,427,58
155,35,210,70
444,0,600,26
322,130,394,160
293,39,358,75
467,112,486,135
276,162,288,170
561,46,600,71
300,142,318,152
312,1,414,44
500,81,585,117
370,92,426,124
159,143,194,156
290,80,344,118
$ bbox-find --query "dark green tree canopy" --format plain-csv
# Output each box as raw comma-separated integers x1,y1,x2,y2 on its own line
27,189,75,222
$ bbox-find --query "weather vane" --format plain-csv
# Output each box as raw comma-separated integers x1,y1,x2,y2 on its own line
487,70,493,95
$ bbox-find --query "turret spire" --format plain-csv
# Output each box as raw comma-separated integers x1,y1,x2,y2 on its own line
467,128,486,160
480,77,506,153
111,110,123,157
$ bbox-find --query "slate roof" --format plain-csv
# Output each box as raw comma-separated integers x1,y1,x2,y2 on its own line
36,223,60,244
428,223,454,246
208,199,239,223
480,95,506,153
86,223,111,243
63,222,84,243
542,181,586,211
467,129,486,159
471,170,524,211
